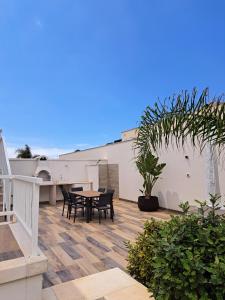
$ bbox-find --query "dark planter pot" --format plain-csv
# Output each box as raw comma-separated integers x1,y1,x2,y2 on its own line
138,195,159,212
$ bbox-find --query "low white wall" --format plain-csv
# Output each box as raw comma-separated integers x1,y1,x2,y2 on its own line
9,159,107,202
10,159,37,177
60,141,225,211
0,274,43,300
9,159,105,183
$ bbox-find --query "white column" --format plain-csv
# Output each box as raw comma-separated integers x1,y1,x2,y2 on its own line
49,185,57,205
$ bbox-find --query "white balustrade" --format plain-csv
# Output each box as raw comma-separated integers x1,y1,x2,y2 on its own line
0,131,43,255
0,130,12,215
0,175,42,256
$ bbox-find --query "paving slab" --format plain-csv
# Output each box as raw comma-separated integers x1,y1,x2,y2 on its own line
42,268,154,300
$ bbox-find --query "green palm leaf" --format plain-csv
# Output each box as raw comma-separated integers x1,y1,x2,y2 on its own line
136,88,225,155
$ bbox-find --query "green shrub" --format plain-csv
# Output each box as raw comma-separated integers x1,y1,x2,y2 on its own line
126,218,162,285
126,195,225,300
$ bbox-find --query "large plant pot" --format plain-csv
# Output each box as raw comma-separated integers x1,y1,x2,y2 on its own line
138,195,159,211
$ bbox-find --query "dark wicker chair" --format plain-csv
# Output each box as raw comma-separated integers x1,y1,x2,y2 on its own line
61,190,70,217
71,186,84,203
71,187,83,192
105,189,115,216
92,188,106,214
106,189,114,195
94,193,114,224
68,192,85,222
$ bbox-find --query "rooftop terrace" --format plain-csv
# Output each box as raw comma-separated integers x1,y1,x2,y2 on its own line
39,199,174,288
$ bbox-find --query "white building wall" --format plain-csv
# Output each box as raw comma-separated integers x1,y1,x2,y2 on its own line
60,140,225,210
9,159,107,202
9,142,225,210
86,165,99,191
9,159,107,183
121,128,138,141
60,141,142,204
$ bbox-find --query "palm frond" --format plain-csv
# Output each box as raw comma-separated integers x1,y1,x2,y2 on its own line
136,88,225,155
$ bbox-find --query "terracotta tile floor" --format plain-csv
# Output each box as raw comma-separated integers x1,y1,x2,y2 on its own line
39,199,174,288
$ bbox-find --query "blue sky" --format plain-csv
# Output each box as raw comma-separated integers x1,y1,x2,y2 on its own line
0,0,225,157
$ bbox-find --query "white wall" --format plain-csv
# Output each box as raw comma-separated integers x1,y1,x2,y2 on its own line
60,140,225,210
60,141,142,204
86,165,99,191
10,159,107,183
10,142,225,210
10,160,37,177
9,159,107,202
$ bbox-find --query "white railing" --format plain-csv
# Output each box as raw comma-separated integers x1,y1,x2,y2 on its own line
0,175,42,256
2,177,12,216
0,130,12,215
0,131,42,256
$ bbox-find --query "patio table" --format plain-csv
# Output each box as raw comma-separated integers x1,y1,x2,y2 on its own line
72,190,101,223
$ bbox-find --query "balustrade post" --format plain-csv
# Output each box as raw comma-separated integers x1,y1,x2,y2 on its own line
2,178,6,212
31,182,40,256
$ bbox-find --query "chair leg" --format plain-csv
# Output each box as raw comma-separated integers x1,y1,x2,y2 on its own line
104,210,106,219
110,208,114,222
110,204,114,219
73,207,77,223
68,205,72,219
89,207,93,221
62,201,65,216
82,207,85,217
98,210,101,224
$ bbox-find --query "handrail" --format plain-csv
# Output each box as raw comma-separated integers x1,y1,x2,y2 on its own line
13,175,43,184
0,129,11,176
0,175,43,184
0,131,12,218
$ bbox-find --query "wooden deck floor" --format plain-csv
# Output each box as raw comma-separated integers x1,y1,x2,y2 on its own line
39,199,174,289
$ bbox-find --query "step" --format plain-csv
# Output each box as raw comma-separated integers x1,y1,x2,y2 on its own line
42,268,153,300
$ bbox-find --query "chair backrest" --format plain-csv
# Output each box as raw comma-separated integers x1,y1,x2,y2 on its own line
98,193,112,207
68,192,79,204
98,188,105,193
106,189,114,196
62,190,70,202
59,185,64,192
71,187,83,192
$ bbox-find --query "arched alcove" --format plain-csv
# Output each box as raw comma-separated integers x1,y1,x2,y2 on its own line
37,170,51,181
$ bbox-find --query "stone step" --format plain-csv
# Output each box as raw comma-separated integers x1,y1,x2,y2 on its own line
42,268,153,300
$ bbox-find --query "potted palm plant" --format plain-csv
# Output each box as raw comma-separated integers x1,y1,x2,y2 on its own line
136,88,225,200
136,151,166,211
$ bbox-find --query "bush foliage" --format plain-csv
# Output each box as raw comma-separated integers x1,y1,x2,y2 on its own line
126,195,225,300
